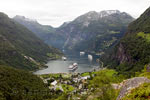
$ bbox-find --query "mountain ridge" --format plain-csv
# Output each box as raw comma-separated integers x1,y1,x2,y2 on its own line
102,7,150,76
0,12,62,70
13,10,134,54
56,10,134,52
13,15,65,49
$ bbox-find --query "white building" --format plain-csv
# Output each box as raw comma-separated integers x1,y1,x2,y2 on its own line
51,80,57,86
81,76,90,80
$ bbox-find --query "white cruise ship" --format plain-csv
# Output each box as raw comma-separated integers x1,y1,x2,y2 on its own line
68,63,78,71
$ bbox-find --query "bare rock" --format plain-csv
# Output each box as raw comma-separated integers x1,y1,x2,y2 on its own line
116,77,150,100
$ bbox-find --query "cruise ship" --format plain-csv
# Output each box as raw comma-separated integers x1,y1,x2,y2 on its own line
68,63,78,71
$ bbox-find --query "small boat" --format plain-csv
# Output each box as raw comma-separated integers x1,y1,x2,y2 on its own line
88,54,93,61
62,56,67,61
68,63,78,71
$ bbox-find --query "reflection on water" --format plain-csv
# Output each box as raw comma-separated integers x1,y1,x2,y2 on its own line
34,54,99,75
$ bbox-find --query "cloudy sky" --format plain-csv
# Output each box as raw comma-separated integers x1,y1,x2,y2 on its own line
0,0,149,27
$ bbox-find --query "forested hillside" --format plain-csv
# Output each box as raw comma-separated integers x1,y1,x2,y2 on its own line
0,12,62,70
102,7,150,77
0,65,50,100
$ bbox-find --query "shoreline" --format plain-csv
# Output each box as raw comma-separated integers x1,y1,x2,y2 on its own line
34,66,102,75
34,55,102,75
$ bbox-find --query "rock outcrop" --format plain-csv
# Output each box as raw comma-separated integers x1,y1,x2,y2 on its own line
112,77,150,100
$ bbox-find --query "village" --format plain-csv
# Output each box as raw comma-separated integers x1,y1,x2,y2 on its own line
39,71,97,98
38,52,102,99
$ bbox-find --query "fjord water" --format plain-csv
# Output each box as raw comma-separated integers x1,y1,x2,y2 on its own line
34,54,100,75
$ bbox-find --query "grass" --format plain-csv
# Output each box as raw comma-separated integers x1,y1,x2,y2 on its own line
93,69,118,77
122,83,150,100
86,69,123,100
81,72,90,77
61,84,75,93
47,53,61,59
41,74,61,79
104,69,118,77
137,32,150,42
122,65,150,100
41,73,72,79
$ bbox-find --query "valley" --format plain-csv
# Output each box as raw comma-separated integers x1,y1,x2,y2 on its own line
0,1,150,100
13,10,134,53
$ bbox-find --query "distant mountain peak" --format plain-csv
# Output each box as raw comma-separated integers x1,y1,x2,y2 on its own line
84,10,123,18
100,10,120,14
99,10,121,17
14,15,37,22
85,11,98,15
75,10,132,23
73,10,133,28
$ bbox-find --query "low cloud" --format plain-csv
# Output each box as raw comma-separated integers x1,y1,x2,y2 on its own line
0,0,149,27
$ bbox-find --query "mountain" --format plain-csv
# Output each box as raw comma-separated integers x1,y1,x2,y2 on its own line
0,12,61,70
102,7,150,76
13,15,55,37
56,10,134,53
13,16,65,49
13,10,134,54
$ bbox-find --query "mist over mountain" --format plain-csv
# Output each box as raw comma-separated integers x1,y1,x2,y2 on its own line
13,15,65,49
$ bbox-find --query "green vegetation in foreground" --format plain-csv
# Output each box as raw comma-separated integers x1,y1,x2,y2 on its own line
122,83,150,100
86,69,124,100
122,65,150,100
0,65,50,100
41,73,72,79
2,65,150,100
61,84,75,93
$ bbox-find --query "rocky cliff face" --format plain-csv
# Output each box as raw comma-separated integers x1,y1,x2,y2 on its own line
112,77,150,100
119,7,150,63
115,43,131,64
56,10,134,52
104,7,150,76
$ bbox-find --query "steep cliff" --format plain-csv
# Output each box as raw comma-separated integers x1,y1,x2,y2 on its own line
56,10,134,53
103,7,150,76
